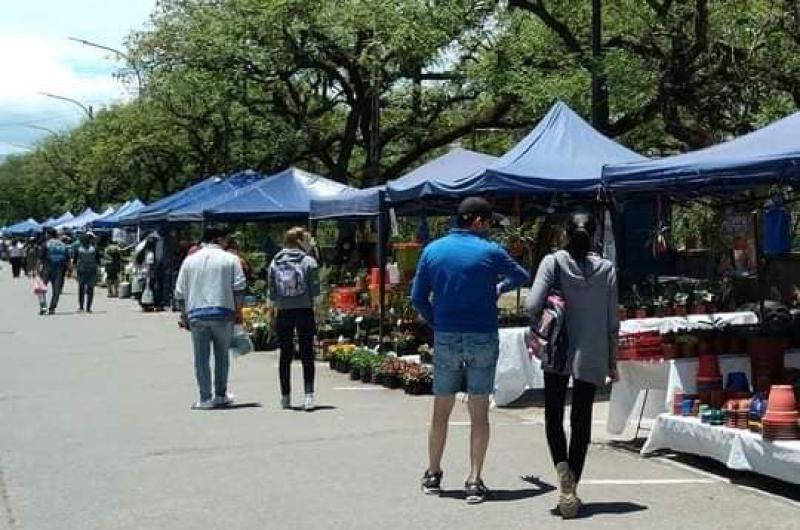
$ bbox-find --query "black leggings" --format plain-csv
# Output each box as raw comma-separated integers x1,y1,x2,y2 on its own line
79,281,95,311
277,308,316,396
544,372,597,483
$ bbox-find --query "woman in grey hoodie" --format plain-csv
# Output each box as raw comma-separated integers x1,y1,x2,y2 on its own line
269,227,320,411
526,210,619,519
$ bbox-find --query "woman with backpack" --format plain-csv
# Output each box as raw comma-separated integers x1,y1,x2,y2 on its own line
525,210,619,519
268,227,319,411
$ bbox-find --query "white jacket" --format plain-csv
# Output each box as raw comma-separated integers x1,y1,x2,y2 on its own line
175,244,246,321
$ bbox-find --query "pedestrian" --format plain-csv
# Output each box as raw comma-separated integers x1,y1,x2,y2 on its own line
76,232,99,313
412,197,529,504
525,209,619,519
268,227,320,411
103,240,123,298
8,238,24,278
175,226,246,410
40,228,69,315
24,237,38,277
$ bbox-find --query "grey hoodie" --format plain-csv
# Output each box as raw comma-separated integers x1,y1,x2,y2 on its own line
525,250,619,387
268,248,319,310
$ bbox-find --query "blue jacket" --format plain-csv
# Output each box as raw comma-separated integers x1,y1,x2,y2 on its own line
411,229,530,333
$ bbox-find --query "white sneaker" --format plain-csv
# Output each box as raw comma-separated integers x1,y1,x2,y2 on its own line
281,395,291,409
303,393,315,411
192,398,215,410
212,393,235,408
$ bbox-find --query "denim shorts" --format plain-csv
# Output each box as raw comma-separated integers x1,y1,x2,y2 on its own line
433,331,499,396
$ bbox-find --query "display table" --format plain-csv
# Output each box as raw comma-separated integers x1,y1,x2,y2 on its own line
494,312,759,409
642,414,800,484
607,351,800,435
494,327,544,406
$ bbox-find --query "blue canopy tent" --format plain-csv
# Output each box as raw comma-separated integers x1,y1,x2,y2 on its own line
385,148,498,205
5,218,41,236
204,168,350,221
57,208,102,231
165,171,265,223
92,199,146,229
463,101,646,197
119,176,222,226
43,212,73,228
309,186,384,220
604,110,800,194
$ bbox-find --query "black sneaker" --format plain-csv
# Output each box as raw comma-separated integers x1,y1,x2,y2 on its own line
421,470,443,495
465,479,488,504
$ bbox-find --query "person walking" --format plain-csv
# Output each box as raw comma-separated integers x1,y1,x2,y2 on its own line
103,241,123,298
24,237,39,277
412,197,529,504
175,227,246,410
268,227,320,411
75,232,99,313
8,238,24,278
525,209,619,519
40,228,69,315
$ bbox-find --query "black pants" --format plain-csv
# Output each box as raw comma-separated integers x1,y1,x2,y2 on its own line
10,257,22,278
277,308,316,396
544,372,597,483
78,281,95,311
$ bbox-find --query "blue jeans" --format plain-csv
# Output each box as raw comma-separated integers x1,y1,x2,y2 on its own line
190,320,233,401
433,331,499,396
46,264,66,312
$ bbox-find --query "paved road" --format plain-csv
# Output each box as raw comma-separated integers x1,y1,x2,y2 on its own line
0,272,796,530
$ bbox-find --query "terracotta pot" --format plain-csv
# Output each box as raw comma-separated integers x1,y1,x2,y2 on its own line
698,354,721,379
766,385,798,414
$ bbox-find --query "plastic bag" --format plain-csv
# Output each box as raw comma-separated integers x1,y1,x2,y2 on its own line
32,276,48,295
230,325,254,357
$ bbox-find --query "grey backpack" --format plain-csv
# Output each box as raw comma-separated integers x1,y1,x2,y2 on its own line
273,259,307,298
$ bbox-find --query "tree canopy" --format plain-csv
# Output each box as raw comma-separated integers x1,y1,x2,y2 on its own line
2,0,798,224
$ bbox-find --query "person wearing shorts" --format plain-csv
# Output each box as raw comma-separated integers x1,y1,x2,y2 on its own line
411,197,529,504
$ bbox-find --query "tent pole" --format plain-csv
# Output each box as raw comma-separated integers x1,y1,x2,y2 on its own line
378,192,388,350
752,208,766,322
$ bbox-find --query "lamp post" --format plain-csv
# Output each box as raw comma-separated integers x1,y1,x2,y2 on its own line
22,124,59,137
68,37,144,97
39,92,93,120
591,0,608,131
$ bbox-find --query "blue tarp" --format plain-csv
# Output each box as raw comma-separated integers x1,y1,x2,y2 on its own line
310,187,383,219
204,167,351,221
43,212,73,228
92,199,146,229
604,110,800,193
119,176,223,226
5,218,41,236
465,102,646,196
385,148,498,204
165,171,265,223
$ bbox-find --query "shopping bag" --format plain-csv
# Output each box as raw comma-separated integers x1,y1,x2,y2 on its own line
230,325,254,357
32,276,48,295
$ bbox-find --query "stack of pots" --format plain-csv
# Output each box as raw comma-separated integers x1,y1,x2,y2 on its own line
749,337,786,393
762,385,799,441
748,392,768,433
697,351,724,409
724,399,750,429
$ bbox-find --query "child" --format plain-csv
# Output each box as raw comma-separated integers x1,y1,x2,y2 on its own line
33,275,48,315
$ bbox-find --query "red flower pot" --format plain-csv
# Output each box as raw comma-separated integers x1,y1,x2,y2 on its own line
766,385,798,414
698,354,721,379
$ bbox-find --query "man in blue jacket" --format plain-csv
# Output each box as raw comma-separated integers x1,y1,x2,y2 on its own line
412,197,529,504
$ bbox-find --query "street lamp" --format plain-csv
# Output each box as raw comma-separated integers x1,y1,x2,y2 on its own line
68,37,144,97
22,124,60,137
39,92,93,120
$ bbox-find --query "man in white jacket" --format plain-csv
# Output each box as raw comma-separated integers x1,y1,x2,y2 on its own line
175,227,246,410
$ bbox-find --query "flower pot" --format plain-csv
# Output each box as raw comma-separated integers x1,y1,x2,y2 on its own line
765,385,798,414
350,368,361,381
697,354,721,380
690,302,707,315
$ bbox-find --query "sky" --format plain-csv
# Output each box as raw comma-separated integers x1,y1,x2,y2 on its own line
0,0,157,158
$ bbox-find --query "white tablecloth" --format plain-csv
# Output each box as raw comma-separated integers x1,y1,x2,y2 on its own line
642,414,800,484
607,351,800,435
619,311,758,335
494,327,544,406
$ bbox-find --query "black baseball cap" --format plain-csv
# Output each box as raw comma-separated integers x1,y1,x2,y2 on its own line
457,197,506,225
